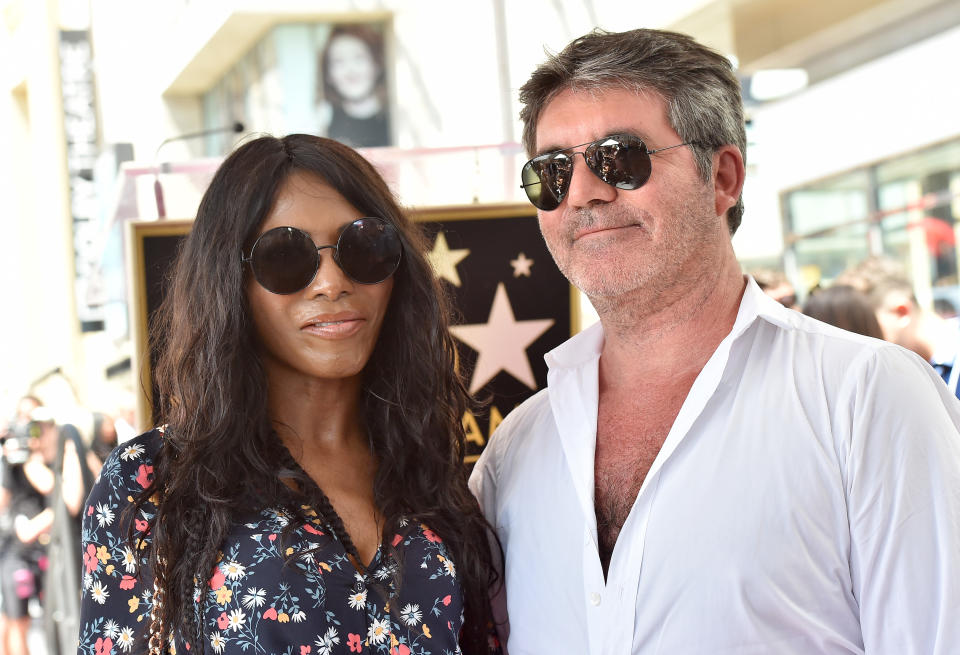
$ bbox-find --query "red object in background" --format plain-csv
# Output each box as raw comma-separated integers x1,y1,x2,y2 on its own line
908,216,956,256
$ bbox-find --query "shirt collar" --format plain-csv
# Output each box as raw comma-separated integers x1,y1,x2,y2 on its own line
545,276,794,372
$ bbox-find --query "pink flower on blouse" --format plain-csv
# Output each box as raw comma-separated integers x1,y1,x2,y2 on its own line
209,568,226,590
135,464,154,488
119,576,136,590
347,632,363,652
84,544,99,574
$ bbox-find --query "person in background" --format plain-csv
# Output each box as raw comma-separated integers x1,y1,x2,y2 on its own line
78,134,501,655
801,284,885,339
317,25,390,148
84,411,118,477
470,27,960,654
0,396,44,655
839,258,960,399
750,267,798,309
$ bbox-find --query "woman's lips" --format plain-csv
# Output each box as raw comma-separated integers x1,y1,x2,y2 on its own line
300,314,365,339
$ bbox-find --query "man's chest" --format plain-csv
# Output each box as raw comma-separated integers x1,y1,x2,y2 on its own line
593,390,685,517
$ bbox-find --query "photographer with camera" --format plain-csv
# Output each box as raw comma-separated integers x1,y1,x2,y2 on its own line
0,396,47,655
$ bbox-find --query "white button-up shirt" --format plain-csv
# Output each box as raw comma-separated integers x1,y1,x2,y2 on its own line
470,278,960,655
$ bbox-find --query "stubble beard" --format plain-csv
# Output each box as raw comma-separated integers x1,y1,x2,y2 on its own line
542,187,719,313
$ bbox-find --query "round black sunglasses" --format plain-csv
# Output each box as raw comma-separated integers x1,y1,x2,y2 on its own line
520,133,694,210
242,217,402,294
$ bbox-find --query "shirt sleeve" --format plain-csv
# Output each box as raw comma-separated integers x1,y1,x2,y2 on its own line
77,434,157,655
469,427,511,654
844,346,960,654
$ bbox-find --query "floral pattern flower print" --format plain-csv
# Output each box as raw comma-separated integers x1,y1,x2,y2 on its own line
76,429,499,654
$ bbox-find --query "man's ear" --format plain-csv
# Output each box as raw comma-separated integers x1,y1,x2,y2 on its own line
712,145,745,219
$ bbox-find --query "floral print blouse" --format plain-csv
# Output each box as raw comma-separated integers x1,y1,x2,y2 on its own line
78,428,492,655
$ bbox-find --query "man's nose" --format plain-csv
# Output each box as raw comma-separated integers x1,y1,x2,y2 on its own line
563,152,617,209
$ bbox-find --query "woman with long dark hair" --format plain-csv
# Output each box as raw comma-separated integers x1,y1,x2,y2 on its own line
77,134,500,655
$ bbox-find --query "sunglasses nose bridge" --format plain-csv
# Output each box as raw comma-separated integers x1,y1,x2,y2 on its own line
307,243,355,294
563,148,618,207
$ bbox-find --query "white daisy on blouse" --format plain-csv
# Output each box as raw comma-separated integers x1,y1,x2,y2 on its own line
122,548,137,574
314,626,341,655
209,631,227,654
291,610,306,623
116,627,135,653
95,502,115,527
102,619,120,639
82,573,93,590
223,561,246,580
227,608,246,632
120,444,144,460
347,589,367,610
400,603,422,626
443,558,456,577
241,587,265,609
90,581,110,604
374,567,391,581
367,617,390,645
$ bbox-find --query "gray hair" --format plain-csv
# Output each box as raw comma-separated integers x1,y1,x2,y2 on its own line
519,28,747,235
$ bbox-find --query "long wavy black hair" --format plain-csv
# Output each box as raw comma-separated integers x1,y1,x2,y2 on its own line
131,134,499,653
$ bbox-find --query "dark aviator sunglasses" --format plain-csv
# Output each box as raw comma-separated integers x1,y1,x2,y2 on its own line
520,133,694,211
242,217,403,294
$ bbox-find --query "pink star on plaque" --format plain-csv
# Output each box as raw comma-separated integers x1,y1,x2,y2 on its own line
450,283,555,393
510,252,534,277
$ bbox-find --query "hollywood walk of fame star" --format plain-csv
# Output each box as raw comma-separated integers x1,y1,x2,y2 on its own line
450,283,555,394
510,252,534,277
426,231,470,286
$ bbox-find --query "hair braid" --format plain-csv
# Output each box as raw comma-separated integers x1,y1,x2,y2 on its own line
273,438,368,571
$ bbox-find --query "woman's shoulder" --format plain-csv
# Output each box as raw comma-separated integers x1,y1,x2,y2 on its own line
86,428,162,512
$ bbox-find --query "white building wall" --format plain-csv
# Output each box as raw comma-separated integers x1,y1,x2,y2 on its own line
734,22,960,261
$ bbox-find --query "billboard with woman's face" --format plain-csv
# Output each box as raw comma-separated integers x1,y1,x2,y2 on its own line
317,25,390,148
202,21,392,155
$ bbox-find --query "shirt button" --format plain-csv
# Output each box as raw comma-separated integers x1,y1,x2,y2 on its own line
589,592,601,606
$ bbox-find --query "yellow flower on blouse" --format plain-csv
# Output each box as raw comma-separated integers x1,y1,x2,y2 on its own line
96,546,110,564
128,596,139,613
215,587,233,605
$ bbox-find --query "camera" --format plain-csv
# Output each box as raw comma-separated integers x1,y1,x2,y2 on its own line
1,421,34,465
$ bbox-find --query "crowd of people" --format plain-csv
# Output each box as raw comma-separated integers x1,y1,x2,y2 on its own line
754,259,960,400
0,396,130,655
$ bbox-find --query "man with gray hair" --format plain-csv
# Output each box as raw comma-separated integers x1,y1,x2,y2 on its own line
470,28,960,653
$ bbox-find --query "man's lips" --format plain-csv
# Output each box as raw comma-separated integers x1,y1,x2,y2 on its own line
573,223,642,240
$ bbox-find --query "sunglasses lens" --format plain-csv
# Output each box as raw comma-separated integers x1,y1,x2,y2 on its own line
585,135,651,189
521,155,571,211
250,227,318,294
336,218,402,284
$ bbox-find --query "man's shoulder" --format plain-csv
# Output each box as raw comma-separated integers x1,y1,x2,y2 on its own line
755,309,945,396
494,388,553,444
475,390,554,472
